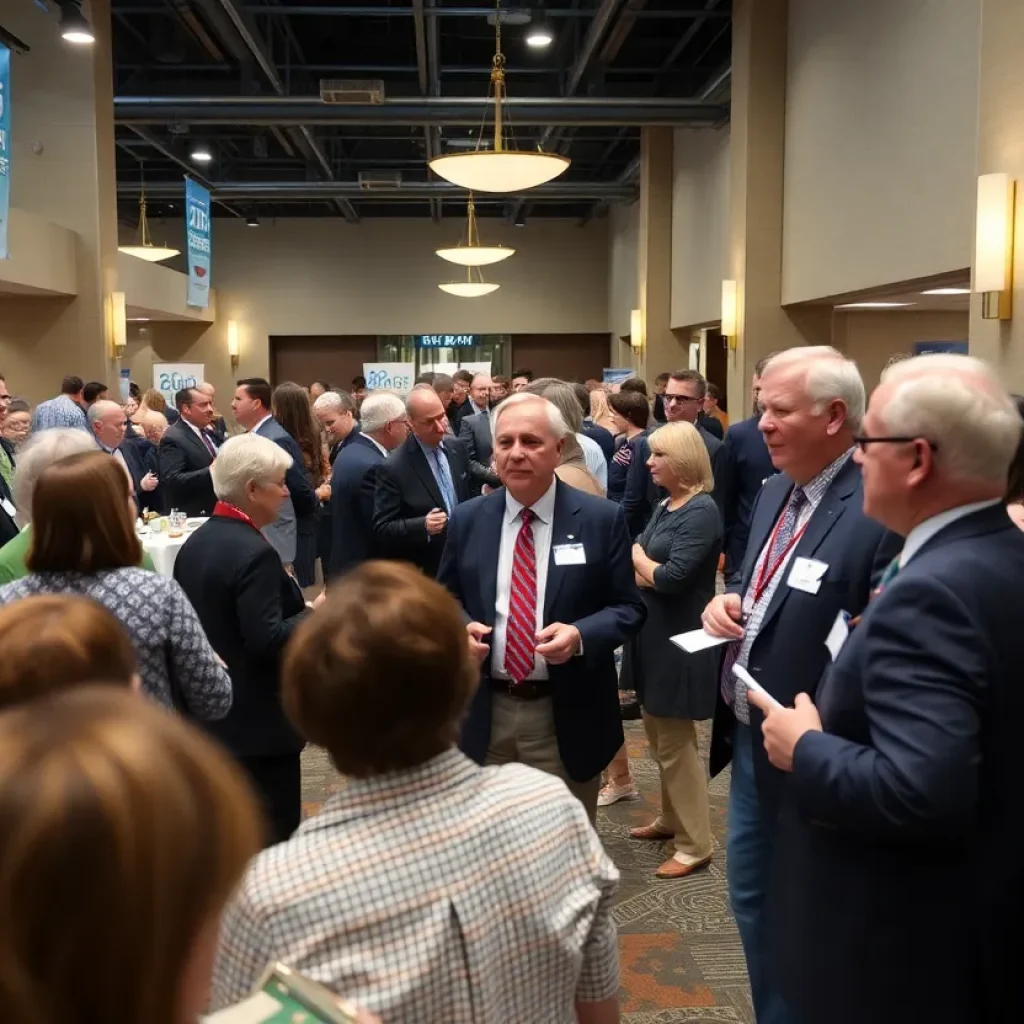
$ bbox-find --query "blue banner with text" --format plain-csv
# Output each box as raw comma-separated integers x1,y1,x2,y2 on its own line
0,45,11,261
185,177,211,307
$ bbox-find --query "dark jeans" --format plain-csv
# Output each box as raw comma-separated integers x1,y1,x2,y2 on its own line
238,753,302,847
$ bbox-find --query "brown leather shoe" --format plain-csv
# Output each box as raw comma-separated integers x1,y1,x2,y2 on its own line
629,823,675,841
654,856,711,880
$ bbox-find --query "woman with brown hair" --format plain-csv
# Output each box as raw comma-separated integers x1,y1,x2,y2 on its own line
273,381,329,586
0,686,263,1024
0,451,231,720
0,594,138,710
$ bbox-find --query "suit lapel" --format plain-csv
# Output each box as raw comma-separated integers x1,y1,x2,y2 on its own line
478,491,506,627
544,480,582,621
408,436,444,508
179,421,213,464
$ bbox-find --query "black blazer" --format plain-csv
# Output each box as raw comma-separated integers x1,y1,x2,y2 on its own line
437,481,647,782
697,411,724,440
768,504,1024,1024
329,433,385,578
0,440,18,547
708,456,902,814
174,515,308,758
372,433,470,576
457,410,499,496
158,419,217,517
582,420,615,462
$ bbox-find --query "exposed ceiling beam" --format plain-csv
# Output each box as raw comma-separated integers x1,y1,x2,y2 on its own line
114,96,728,127
659,0,724,73
118,5,730,17
598,0,649,66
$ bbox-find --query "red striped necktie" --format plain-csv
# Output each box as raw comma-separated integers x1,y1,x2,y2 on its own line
504,507,538,684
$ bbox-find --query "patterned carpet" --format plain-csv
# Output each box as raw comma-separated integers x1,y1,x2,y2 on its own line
300,721,752,1022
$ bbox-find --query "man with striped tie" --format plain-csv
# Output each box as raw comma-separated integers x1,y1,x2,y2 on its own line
437,392,646,822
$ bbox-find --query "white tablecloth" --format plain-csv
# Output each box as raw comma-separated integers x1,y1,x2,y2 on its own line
141,519,207,577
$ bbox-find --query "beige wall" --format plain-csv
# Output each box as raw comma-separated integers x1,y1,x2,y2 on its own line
782,0,979,304
607,201,639,341
671,127,730,330
834,309,970,392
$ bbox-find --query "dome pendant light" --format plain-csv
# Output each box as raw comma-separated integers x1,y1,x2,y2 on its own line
118,189,180,263
439,264,500,298
435,194,515,267
428,2,570,194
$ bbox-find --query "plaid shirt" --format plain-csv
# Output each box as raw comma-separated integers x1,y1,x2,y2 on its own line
733,449,853,724
211,750,620,1022
30,395,88,433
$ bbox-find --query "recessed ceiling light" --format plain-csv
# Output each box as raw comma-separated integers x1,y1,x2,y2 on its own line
525,17,554,48
246,214,260,227
921,287,970,295
190,147,214,163
836,301,915,309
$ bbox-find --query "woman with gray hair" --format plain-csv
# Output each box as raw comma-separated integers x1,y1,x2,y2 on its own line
523,379,605,496
0,428,159,584
174,433,314,845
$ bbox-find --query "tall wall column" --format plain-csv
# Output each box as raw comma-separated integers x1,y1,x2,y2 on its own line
969,0,1024,386
1,0,120,400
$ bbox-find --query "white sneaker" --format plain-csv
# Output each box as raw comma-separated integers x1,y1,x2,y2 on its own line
598,781,640,807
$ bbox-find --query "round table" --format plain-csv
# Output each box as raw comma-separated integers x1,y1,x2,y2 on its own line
141,518,207,577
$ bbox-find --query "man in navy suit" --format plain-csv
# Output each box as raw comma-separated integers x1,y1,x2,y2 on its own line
750,354,1024,1024
159,387,220,517
329,392,407,578
700,347,901,1024
458,406,500,496
437,392,646,821
231,378,318,567
88,399,159,515
719,356,779,585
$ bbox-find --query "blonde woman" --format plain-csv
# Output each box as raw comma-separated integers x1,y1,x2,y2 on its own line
589,388,618,436
622,421,722,880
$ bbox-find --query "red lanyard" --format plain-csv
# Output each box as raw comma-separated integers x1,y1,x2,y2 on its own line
752,510,809,605
213,501,261,534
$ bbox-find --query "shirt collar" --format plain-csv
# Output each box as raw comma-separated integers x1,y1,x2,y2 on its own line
470,401,488,416
182,416,206,439
800,448,855,510
899,499,1003,568
415,436,443,456
363,433,388,457
251,414,273,435
505,477,557,526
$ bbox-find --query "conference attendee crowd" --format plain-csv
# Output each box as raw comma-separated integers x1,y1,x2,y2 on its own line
0,348,1019,1024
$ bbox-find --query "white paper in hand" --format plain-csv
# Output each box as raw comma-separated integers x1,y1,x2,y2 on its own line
670,628,734,654
732,664,784,711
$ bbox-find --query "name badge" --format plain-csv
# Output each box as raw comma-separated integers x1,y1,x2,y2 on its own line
825,610,851,662
0,497,15,518
787,556,828,595
553,542,586,566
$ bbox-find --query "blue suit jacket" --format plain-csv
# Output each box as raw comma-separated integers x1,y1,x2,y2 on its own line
718,415,778,586
328,434,385,578
436,481,646,782
708,456,902,812
768,503,1024,1024
254,417,318,564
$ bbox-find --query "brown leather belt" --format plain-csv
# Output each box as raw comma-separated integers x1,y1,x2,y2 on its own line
489,677,554,701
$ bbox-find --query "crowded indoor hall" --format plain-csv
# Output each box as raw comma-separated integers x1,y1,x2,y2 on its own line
0,1,1021,1022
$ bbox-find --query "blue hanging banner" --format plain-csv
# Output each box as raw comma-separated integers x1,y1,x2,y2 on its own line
185,177,211,307
0,44,11,261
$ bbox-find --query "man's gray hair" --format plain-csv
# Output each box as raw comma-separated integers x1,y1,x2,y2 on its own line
762,346,866,432
313,390,356,415
880,354,1022,484
12,428,97,523
86,399,122,428
491,392,572,443
211,433,293,506
360,392,406,433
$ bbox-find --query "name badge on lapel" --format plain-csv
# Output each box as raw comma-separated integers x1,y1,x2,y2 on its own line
825,610,851,662
553,542,586,566
787,556,828,595
0,497,15,518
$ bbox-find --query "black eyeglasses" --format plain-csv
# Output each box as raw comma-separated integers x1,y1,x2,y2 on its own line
664,394,701,405
853,435,938,453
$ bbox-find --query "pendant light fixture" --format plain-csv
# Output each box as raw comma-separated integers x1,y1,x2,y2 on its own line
118,166,180,263
435,194,515,267
439,265,500,298
428,1,570,194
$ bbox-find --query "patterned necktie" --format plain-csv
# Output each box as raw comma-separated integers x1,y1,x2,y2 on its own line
433,447,456,514
504,508,538,684
874,555,901,596
200,431,217,459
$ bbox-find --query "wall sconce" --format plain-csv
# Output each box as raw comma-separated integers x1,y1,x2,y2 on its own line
108,291,127,358
629,307,644,350
227,319,240,368
975,172,1016,321
721,279,738,348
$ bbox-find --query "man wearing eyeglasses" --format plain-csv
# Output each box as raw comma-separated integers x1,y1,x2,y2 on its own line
621,369,722,537
699,346,900,1024
746,353,1024,1024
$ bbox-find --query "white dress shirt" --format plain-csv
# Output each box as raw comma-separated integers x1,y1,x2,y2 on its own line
898,499,1002,568
362,433,388,458
577,433,608,491
250,414,273,436
492,479,557,681
182,415,217,450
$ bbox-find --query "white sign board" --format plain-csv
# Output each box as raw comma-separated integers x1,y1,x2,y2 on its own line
363,362,415,393
432,361,492,378
153,363,204,407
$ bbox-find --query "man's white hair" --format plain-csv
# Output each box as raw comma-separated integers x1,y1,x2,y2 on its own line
86,399,123,428
211,433,293,506
879,353,1022,484
491,392,571,442
12,428,97,523
313,390,355,414
359,392,406,433
762,345,866,432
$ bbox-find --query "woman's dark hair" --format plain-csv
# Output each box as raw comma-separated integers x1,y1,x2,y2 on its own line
1006,395,1024,503
273,381,324,477
609,390,651,430
27,451,142,573
618,376,648,397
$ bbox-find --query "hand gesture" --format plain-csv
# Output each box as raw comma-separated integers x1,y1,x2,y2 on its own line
746,690,822,772
534,622,581,665
466,621,492,665
425,507,448,536
701,593,744,639
140,471,159,492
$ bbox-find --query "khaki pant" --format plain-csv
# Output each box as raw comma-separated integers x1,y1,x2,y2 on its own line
486,691,601,823
642,711,713,865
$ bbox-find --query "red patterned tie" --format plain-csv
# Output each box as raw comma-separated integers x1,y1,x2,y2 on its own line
504,507,538,684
